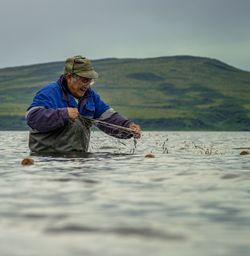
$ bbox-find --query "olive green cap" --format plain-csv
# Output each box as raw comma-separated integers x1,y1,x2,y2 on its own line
64,55,98,79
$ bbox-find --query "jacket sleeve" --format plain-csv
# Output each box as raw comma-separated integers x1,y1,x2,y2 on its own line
26,107,69,132
26,88,69,132
96,108,133,139
91,90,133,139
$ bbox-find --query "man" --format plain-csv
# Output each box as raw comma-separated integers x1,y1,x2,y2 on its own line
26,55,141,153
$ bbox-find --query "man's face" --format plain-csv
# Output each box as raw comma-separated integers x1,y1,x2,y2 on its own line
67,74,93,98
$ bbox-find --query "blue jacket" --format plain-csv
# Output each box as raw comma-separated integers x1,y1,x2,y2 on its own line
26,76,133,139
29,79,109,118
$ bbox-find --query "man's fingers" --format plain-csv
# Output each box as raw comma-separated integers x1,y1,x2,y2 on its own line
67,108,79,121
129,123,141,139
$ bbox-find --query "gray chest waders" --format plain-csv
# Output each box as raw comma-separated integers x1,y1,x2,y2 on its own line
29,117,92,153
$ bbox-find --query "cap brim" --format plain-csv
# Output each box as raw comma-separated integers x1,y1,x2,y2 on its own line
75,70,99,79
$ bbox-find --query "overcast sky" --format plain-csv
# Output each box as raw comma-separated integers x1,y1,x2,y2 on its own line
1,0,250,70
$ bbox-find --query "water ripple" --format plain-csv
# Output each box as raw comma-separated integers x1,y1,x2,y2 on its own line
45,224,187,241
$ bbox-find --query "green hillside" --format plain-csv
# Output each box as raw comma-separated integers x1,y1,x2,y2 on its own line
0,56,250,130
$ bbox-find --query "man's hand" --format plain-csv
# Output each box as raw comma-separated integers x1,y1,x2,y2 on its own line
128,123,141,139
67,107,79,122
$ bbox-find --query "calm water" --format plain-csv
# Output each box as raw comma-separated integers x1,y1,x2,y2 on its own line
0,131,250,256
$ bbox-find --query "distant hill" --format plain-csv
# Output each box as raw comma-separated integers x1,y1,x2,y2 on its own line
0,55,250,130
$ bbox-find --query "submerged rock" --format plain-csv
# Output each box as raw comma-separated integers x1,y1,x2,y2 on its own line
145,153,155,158
21,158,34,166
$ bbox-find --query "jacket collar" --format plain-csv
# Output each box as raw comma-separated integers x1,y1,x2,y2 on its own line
57,75,70,102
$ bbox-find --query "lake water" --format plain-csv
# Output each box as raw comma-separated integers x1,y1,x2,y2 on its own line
0,131,250,256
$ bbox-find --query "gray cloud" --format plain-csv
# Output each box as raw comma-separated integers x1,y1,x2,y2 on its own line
0,0,250,70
